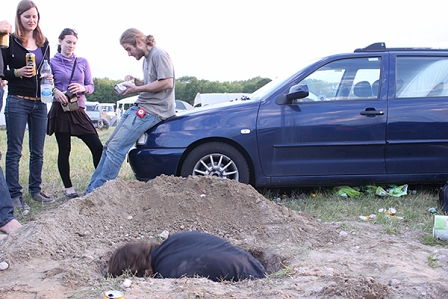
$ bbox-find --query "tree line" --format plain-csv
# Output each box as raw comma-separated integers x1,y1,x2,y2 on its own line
88,76,272,105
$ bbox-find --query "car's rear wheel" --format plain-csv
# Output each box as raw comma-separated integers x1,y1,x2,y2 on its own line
181,142,250,184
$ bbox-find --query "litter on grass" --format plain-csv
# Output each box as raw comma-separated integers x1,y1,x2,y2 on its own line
359,207,404,221
334,184,409,198
433,215,448,241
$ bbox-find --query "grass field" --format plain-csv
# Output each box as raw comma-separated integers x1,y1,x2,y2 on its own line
1,126,446,245
275,187,444,245
0,127,133,219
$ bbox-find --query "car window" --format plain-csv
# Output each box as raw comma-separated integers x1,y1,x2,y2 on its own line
396,57,448,98
101,105,114,112
297,57,381,102
86,105,98,112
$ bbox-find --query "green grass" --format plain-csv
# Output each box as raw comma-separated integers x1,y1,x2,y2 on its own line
274,186,446,243
0,127,133,221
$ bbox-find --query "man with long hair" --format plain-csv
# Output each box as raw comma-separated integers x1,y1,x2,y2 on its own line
86,28,175,194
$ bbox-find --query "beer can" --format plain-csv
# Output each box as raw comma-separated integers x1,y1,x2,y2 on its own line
26,53,36,76
103,290,125,299
0,33,9,48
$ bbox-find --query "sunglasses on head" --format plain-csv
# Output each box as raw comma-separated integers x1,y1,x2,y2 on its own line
62,28,78,37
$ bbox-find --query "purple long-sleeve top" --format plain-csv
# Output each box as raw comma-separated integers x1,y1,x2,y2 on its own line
50,52,94,108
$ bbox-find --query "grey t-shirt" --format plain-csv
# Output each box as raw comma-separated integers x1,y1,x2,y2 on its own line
135,46,175,120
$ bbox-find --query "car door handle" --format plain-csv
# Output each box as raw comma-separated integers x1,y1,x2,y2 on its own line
360,109,384,116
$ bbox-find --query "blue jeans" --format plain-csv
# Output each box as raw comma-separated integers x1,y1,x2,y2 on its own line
5,95,48,198
0,166,15,228
85,106,161,194
0,88,15,227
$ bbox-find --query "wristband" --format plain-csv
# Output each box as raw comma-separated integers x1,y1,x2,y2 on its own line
52,87,57,96
14,69,22,78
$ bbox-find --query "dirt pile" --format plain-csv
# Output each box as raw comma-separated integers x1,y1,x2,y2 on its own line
0,175,447,298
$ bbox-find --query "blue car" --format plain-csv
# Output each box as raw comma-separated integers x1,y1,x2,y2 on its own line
128,43,448,188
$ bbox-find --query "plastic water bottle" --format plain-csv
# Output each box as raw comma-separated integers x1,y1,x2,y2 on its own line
40,59,53,103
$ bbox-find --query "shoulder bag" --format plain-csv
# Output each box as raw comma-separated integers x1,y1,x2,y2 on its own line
61,58,80,112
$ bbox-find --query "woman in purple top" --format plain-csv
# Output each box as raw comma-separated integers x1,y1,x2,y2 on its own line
47,28,103,198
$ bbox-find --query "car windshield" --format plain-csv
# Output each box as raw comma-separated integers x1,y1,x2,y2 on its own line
250,58,321,100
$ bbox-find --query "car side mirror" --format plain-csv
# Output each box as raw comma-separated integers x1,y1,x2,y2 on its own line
276,84,309,105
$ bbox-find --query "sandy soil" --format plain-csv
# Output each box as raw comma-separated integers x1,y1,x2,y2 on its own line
0,175,447,299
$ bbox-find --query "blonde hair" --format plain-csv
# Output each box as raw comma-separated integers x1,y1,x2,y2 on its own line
119,28,155,47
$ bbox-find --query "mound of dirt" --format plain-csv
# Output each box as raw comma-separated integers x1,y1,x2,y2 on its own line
0,175,447,299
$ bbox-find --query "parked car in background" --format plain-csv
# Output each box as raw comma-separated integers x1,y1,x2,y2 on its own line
128,43,448,188
116,96,137,123
99,103,117,126
99,103,116,118
193,93,251,107
85,101,110,129
175,100,194,112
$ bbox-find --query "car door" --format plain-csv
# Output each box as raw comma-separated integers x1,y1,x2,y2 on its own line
386,54,448,174
257,55,388,177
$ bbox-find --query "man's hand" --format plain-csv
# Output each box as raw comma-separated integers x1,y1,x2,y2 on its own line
0,20,12,34
121,81,138,95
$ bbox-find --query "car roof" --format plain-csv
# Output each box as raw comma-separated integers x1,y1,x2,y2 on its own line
354,42,448,53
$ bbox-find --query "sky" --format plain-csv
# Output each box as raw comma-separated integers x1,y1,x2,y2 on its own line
2,0,448,82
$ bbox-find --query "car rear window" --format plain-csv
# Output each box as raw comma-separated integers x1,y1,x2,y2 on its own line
397,57,448,98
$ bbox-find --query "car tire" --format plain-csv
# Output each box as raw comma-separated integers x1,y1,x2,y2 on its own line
181,142,250,184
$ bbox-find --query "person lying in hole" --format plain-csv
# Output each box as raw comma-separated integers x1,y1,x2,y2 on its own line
107,231,266,282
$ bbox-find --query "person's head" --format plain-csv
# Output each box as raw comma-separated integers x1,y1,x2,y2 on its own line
119,28,156,60
107,241,158,277
14,0,45,47
57,28,78,56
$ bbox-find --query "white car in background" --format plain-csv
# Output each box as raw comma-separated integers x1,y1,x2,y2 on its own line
175,100,193,112
85,101,110,129
193,93,251,107
99,103,118,126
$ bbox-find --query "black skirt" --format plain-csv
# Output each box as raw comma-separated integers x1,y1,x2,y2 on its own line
47,102,98,136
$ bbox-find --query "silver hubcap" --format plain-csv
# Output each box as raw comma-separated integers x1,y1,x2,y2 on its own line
193,153,239,180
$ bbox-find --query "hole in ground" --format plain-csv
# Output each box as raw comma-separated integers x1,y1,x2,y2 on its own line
247,247,286,274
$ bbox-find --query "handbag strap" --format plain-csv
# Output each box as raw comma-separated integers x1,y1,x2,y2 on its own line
68,58,77,84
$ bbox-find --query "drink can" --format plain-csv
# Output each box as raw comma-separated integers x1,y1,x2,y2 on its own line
103,290,125,299
26,53,36,76
0,33,9,48
114,79,135,94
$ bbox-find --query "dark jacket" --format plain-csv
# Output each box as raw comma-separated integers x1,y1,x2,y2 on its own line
1,34,50,98
150,231,266,281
